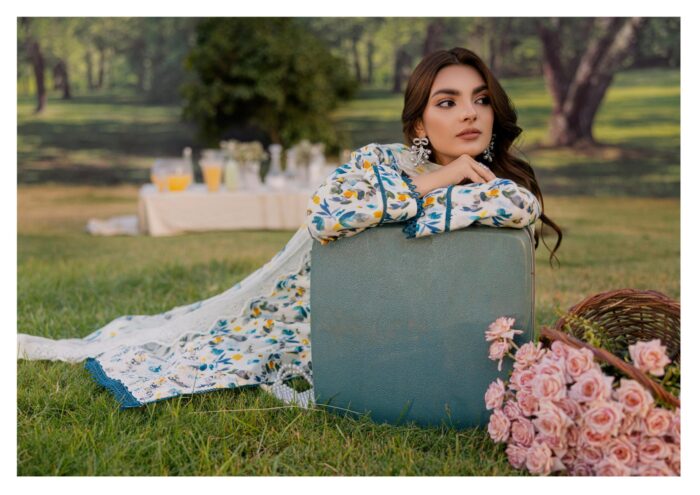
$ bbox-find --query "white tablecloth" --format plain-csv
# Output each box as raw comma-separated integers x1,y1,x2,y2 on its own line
138,184,315,236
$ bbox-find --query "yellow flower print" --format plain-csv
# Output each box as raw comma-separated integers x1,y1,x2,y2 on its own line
252,307,261,316
109,331,117,337
233,326,242,332
266,319,274,327
373,211,382,218
398,193,408,201
343,190,357,198
232,354,243,361
333,222,343,231
363,160,372,169
487,189,499,197
302,339,309,345
212,336,223,344
424,196,435,206
312,195,320,204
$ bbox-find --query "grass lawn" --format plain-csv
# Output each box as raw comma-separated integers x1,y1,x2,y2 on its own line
17,68,680,475
17,186,679,475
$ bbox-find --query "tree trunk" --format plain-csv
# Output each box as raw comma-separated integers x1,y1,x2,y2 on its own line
539,17,646,146
97,47,105,89
366,39,374,85
423,19,444,56
27,39,46,113
351,36,362,83
392,48,411,93
85,49,95,89
54,60,72,99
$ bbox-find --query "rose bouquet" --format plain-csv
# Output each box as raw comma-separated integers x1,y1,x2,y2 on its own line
484,317,680,476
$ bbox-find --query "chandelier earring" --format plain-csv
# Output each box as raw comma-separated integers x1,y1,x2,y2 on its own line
409,136,432,166
482,133,496,162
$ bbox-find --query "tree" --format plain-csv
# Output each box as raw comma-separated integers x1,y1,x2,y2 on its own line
537,17,647,147
181,18,357,149
18,18,47,113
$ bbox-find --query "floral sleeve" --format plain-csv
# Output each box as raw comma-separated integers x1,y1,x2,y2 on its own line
403,178,541,239
306,143,423,245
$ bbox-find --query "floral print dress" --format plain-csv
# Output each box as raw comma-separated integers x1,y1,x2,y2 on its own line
19,142,541,409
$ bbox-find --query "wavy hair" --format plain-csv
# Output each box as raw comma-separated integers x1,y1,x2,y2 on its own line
402,47,563,267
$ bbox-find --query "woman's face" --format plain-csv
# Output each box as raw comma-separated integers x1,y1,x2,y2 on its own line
415,64,495,165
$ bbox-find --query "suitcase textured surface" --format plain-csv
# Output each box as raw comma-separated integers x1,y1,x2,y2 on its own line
310,223,535,428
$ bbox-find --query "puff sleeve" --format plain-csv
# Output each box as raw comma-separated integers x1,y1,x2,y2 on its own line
403,178,541,238
306,143,423,245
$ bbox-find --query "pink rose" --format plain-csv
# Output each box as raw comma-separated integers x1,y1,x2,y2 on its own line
509,368,535,393
488,340,510,371
578,444,604,465
554,397,583,422
669,409,680,444
516,390,540,416
525,441,554,476
484,378,505,410
502,399,524,420
619,414,644,436
629,339,671,377
605,435,637,467
565,347,595,381
513,341,545,371
550,340,571,359
539,433,568,458
533,401,572,440
569,368,613,403
487,409,510,443
566,424,580,448
485,317,522,342
580,426,611,448
638,436,671,463
643,407,673,437
559,448,578,468
667,443,681,475
505,443,528,469
595,457,632,476
531,372,566,402
614,378,655,417
571,460,594,476
533,356,567,377
635,460,675,476
582,399,624,436
510,416,535,447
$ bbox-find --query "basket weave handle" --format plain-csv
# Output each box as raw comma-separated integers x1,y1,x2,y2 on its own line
540,326,680,409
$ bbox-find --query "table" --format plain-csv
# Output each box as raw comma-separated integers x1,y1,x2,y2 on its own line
138,184,315,236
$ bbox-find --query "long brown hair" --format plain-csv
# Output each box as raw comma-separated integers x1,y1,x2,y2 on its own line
402,47,563,267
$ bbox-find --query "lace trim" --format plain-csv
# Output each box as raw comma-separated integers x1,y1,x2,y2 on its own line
400,171,425,239
85,358,142,409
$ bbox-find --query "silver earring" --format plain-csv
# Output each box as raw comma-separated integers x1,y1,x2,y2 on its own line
410,137,431,166
482,133,496,162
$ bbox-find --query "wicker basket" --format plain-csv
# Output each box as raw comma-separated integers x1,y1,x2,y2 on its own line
540,289,680,409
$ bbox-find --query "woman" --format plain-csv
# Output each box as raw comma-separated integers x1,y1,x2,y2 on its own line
17,47,562,409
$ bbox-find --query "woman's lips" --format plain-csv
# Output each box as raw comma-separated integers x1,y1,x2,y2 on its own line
457,131,481,141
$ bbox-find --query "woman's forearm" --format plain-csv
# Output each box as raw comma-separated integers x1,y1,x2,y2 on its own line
411,166,457,197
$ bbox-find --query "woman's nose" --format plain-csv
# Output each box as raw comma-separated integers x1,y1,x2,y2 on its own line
461,103,477,121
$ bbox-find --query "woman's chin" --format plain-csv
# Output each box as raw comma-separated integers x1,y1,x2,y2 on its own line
453,143,484,159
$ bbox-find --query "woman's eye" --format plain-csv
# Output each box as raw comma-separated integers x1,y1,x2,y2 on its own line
437,100,455,108
475,96,490,105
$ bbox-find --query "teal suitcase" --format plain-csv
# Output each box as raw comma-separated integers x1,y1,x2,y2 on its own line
310,223,535,429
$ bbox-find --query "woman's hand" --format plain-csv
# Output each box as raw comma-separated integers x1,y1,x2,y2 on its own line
412,154,498,197
443,154,497,186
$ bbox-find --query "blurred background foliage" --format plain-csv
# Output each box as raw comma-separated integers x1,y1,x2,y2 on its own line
17,17,680,192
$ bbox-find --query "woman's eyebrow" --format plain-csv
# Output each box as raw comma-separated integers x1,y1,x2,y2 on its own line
430,84,488,99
